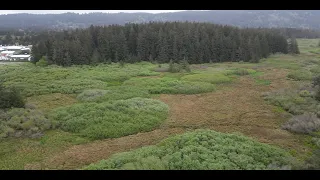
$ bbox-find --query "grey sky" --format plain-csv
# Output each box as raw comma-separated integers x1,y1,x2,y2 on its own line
0,10,188,15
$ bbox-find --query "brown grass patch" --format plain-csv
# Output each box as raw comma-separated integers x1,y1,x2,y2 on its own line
26,93,78,112
25,128,185,170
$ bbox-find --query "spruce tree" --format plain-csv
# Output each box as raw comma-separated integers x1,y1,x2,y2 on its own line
172,36,179,62
254,36,262,61
128,26,137,55
137,30,148,60
169,59,174,73
288,37,300,54
107,58,112,64
31,44,41,63
180,56,191,72
63,51,72,67
91,48,101,65
157,30,169,63
116,30,129,62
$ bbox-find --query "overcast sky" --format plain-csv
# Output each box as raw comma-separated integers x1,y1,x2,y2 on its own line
0,10,189,15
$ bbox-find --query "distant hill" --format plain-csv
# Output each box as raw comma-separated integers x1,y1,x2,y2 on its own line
1,10,320,31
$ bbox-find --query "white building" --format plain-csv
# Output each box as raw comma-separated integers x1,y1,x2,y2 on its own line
10,54,31,61
5,46,23,51
1,50,15,57
0,45,32,61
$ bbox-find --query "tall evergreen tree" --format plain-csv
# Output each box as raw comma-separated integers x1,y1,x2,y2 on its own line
128,25,137,55
116,30,129,62
288,36,300,54
260,34,270,58
156,28,169,63
91,48,102,64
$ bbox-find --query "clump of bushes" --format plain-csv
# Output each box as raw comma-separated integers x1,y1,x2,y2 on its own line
313,75,320,101
77,86,151,102
123,77,216,94
263,88,320,116
168,59,191,73
304,149,320,170
77,89,110,102
0,83,25,109
84,129,293,170
49,98,169,139
299,90,312,97
0,62,158,97
310,65,320,74
0,108,53,138
282,113,320,134
287,70,313,81
181,73,232,84
168,60,182,73
35,56,48,67
227,68,257,76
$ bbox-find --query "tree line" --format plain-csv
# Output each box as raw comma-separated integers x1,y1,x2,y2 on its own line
31,22,293,66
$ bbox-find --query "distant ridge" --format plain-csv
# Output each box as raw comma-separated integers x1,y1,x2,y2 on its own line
1,10,320,30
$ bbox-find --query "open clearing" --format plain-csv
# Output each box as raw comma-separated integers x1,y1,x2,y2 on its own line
1,39,319,169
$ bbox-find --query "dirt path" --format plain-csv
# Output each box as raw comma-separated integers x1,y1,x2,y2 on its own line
25,68,310,170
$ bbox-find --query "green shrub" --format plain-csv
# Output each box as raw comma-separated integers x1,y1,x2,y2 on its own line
123,77,216,94
282,113,320,134
181,73,232,84
76,89,110,102
180,58,191,73
84,129,293,170
36,57,48,67
0,108,52,138
49,98,169,139
310,66,320,74
313,75,320,87
263,88,320,115
299,90,312,97
226,68,257,76
0,84,25,109
0,63,158,97
77,86,151,102
304,149,320,170
287,70,313,81
168,60,181,73
313,75,320,101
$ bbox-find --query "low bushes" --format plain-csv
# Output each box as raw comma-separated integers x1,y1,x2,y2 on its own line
263,88,320,116
287,70,313,81
0,108,53,138
0,62,158,97
181,73,232,84
310,66,320,74
0,84,25,109
76,89,110,102
77,87,151,102
84,129,293,170
49,98,169,139
35,57,48,67
282,113,320,134
123,77,216,94
226,68,257,76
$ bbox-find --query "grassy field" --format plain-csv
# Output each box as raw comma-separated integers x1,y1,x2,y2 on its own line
0,39,320,169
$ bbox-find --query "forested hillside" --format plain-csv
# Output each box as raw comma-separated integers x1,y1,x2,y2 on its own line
2,10,320,31
31,22,290,66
